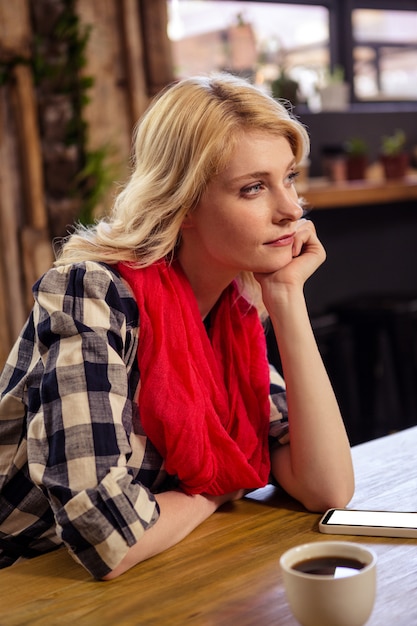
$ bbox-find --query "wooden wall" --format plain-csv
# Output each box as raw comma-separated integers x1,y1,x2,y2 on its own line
0,0,174,369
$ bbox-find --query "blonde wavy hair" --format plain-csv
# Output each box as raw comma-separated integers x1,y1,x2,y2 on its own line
56,72,309,311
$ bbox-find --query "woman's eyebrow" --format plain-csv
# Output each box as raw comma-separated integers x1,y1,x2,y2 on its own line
229,171,270,183
229,159,297,183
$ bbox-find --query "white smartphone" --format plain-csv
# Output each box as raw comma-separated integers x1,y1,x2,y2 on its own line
319,508,417,538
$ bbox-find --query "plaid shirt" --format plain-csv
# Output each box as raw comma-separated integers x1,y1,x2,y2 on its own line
0,261,288,578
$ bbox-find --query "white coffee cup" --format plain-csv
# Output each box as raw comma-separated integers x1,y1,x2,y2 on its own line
280,541,377,626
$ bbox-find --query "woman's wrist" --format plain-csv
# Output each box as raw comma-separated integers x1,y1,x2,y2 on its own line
203,489,245,510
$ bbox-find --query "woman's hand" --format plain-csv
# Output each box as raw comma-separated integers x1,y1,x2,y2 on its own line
290,218,326,281
254,218,325,307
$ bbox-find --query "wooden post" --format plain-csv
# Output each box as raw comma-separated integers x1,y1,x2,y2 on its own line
11,64,48,230
0,243,12,368
0,0,31,60
140,0,175,96
119,0,150,125
0,85,27,342
11,63,54,309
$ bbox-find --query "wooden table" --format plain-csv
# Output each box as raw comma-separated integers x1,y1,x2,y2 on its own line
1,427,417,626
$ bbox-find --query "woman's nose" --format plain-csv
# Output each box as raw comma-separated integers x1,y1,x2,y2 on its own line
273,190,304,222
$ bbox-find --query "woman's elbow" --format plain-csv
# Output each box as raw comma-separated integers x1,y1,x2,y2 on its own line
101,568,122,581
100,559,134,581
99,552,140,580
303,480,355,513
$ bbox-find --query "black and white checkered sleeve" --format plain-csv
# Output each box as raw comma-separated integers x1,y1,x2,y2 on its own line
28,262,159,578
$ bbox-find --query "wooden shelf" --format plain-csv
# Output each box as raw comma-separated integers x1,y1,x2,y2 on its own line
301,174,417,210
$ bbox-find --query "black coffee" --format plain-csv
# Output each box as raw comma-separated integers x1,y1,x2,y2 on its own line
292,556,366,578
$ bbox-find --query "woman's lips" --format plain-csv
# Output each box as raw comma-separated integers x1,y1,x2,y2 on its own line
264,232,295,247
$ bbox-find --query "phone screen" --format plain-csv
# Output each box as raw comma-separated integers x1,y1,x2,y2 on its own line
324,509,417,529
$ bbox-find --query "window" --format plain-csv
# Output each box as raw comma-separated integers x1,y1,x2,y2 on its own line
352,9,417,101
167,1,417,105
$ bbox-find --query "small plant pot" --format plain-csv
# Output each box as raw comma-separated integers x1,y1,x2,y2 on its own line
380,153,409,180
346,155,368,181
318,83,349,111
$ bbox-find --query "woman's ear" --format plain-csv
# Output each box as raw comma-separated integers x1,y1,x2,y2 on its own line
181,213,194,229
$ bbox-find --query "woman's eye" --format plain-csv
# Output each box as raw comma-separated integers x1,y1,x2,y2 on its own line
286,170,300,185
241,182,263,196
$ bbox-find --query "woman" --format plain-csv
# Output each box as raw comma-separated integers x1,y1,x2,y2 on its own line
0,73,354,580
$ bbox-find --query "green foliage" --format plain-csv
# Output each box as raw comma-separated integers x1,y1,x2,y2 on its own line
381,129,406,156
324,65,345,85
76,146,116,226
0,56,29,86
344,137,369,156
271,71,299,104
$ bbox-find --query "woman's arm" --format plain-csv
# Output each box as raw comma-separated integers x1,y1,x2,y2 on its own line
257,220,354,512
102,489,243,580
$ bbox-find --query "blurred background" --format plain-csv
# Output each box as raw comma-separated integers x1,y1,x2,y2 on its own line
1,0,416,444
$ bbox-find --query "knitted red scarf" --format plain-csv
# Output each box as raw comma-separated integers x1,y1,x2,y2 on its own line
117,260,271,496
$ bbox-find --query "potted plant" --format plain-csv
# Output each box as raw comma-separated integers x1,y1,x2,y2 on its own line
380,129,409,180
344,137,369,181
271,69,299,106
317,66,349,112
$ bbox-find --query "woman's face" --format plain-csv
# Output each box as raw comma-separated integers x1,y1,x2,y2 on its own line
180,131,304,279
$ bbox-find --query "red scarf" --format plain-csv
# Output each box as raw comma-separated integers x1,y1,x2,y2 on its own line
117,260,271,495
